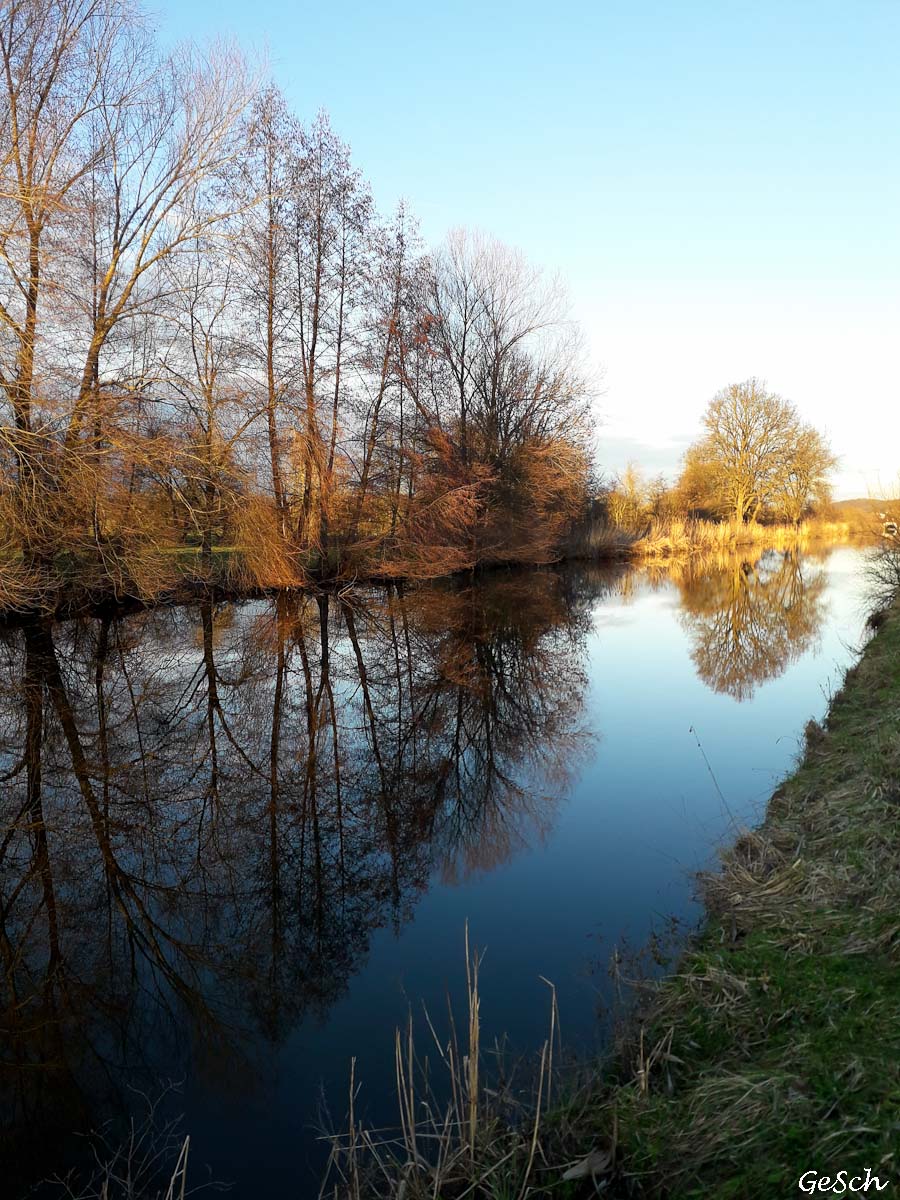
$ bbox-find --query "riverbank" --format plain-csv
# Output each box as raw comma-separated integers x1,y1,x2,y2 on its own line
0,518,866,623
328,588,900,1198
595,594,900,1195
566,515,860,564
634,515,856,559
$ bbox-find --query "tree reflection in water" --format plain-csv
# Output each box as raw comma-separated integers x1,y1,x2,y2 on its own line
0,551,833,1189
0,570,599,1188
677,549,829,701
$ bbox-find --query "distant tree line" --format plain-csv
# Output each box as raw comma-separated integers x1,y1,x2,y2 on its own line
601,379,837,532
0,0,592,608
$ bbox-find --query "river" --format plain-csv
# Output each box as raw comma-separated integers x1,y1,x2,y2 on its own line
0,544,872,1196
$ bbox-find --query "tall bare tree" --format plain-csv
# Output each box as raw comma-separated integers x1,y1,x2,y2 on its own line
235,84,297,534
771,423,836,525
405,231,591,566
0,0,252,589
290,110,372,561
684,379,834,523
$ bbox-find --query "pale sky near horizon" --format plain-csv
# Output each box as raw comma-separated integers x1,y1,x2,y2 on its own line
154,0,899,499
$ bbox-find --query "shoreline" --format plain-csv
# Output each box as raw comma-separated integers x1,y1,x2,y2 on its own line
0,524,869,628
328,579,899,1198
573,596,900,1195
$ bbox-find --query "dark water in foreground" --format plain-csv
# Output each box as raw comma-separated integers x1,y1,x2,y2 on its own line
0,546,871,1196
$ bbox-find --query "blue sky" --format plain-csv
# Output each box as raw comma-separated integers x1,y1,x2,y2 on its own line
154,0,900,497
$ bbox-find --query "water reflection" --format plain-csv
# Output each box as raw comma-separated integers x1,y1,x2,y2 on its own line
0,570,598,1186
0,550,841,1191
676,550,828,700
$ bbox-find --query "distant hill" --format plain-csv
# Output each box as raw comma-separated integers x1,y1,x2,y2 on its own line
832,498,898,512
828,497,899,533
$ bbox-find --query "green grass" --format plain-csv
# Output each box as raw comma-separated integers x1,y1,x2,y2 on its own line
589,605,900,1196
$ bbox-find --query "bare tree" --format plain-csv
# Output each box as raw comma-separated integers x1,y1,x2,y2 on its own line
685,379,834,523
405,231,591,566
350,202,426,541
0,0,253,593
289,110,372,561
771,423,836,525
0,0,133,560
235,84,297,534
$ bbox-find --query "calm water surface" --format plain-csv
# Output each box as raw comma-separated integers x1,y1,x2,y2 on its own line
0,546,871,1196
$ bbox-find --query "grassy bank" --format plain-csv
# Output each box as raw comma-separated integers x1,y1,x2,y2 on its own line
328,595,900,1198
600,598,900,1195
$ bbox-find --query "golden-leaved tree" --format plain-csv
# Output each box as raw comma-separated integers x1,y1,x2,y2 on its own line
676,379,835,523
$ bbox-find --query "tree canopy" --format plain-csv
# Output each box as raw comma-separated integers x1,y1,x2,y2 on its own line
677,379,836,523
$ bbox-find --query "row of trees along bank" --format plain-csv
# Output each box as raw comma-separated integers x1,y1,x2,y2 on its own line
0,0,593,611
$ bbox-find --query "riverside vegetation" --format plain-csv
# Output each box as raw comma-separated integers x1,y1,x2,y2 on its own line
0,3,857,620
0,0,594,615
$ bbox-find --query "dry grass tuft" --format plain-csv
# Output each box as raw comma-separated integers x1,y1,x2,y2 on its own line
564,520,639,560
320,926,617,1200
227,496,306,590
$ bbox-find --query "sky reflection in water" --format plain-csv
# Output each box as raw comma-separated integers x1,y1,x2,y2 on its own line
0,545,871,1196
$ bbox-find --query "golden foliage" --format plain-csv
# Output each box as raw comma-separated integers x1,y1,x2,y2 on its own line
227,496,306,590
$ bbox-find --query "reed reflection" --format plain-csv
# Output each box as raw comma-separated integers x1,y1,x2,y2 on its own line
0,571,596,1185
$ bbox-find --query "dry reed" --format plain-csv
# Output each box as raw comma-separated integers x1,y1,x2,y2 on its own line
633,517,854,561
319,924,619,1200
